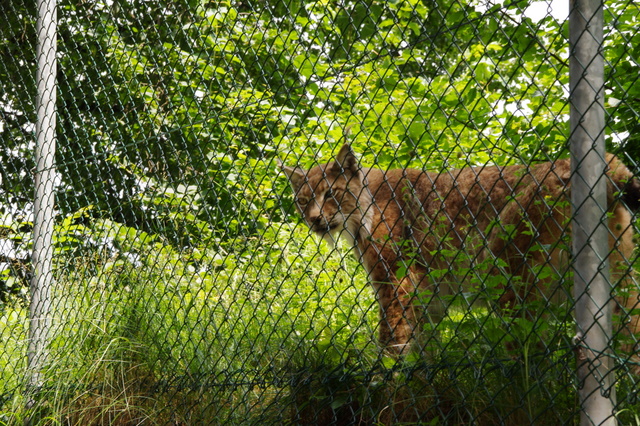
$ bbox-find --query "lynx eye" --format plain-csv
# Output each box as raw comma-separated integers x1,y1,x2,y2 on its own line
296,195,310,205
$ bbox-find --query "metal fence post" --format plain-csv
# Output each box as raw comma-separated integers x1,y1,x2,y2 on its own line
28,0,57,388
569,0,616,424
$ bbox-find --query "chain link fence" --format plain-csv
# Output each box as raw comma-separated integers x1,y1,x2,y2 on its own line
1,0,640,424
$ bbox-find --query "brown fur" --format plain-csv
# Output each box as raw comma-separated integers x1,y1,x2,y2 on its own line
281,144,640,361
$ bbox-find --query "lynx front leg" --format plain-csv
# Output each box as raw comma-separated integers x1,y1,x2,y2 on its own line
372,279,419,354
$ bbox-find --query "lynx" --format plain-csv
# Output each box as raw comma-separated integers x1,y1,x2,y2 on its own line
281,144,640,359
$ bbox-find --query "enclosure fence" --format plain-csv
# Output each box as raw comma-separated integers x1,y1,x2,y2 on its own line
1,0,640,424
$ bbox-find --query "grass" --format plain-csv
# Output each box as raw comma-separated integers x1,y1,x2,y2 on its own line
0,220,639,424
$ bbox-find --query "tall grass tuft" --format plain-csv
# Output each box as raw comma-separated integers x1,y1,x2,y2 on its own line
1,219,639,424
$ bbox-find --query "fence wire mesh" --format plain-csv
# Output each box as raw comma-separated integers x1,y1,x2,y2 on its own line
1,0,640,424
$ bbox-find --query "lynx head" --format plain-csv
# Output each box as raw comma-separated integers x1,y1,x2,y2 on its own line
280,144,372,246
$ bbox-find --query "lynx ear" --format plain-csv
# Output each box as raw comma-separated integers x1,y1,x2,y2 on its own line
278,160,306,189
333,143,359,174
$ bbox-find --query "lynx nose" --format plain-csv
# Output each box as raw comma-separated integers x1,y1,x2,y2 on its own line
309,215,323,227
308,215,331,232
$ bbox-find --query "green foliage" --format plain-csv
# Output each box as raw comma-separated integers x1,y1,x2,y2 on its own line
0,1,37,213
0,217,31,305
1,0,637,245
604,2,640,164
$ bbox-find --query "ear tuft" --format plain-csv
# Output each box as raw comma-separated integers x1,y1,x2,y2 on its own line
333,144,359,174
280,161,305,189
